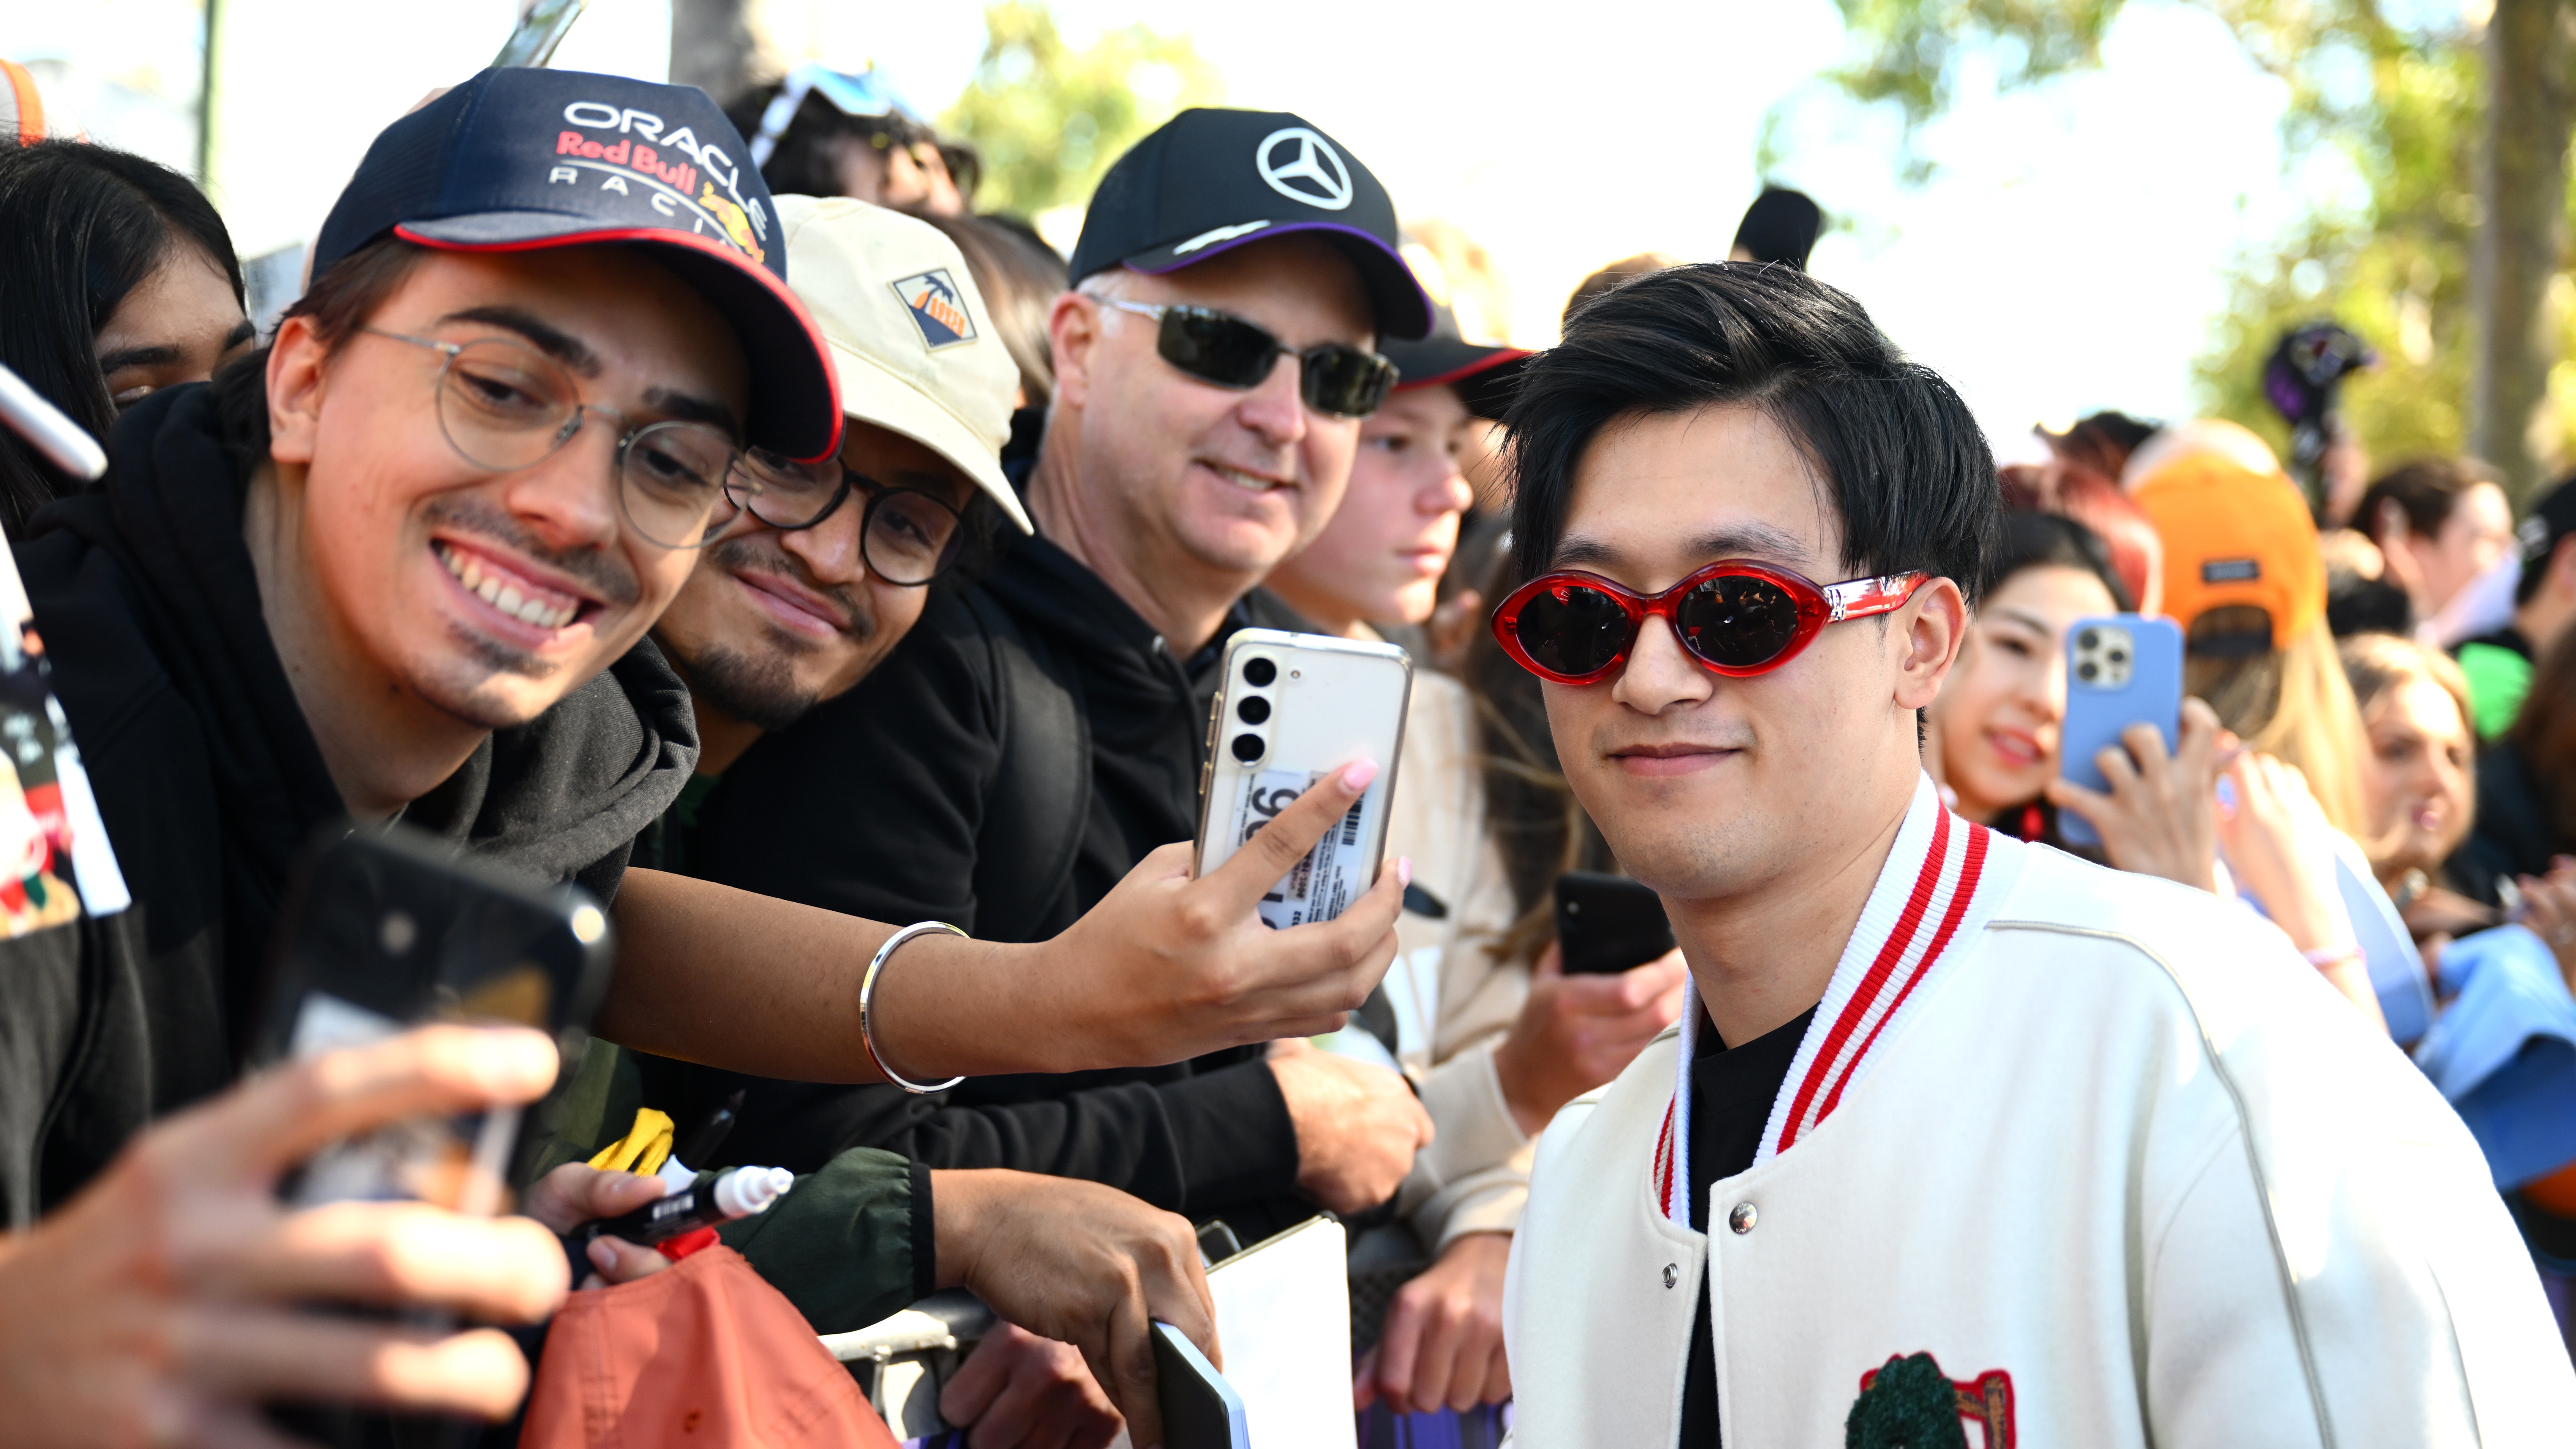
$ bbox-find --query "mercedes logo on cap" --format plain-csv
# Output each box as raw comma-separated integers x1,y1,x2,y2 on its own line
1256,127,1353,211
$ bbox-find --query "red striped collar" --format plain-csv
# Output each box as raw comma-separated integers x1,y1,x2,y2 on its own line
1656,774,2024,1225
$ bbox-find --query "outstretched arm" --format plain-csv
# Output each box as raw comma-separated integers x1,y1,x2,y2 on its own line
598,760,1408,1082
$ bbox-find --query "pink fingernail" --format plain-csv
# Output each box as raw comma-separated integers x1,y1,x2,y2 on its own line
1341,757,1379,791
1397,856,1414,887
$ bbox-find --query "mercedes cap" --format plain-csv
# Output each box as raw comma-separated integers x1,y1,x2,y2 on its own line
1068,107,1432,340
312,67,841,462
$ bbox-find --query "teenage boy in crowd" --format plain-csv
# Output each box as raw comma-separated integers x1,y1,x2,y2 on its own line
0,71,1405,1445
1496,263,2575,1444
690,109,1437,1244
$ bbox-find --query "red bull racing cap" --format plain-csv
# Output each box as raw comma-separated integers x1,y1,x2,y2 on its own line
312,67,841,462
1068,108,1433,340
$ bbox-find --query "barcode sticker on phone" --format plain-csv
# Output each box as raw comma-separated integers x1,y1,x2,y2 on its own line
1236,768,1369,929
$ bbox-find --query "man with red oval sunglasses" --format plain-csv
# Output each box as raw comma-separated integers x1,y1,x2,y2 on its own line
1494,263,2571,1446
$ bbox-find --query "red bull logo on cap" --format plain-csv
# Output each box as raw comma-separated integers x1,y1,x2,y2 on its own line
891,269,977,350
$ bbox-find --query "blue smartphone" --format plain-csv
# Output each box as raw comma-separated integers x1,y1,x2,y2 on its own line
2056,615,2184,847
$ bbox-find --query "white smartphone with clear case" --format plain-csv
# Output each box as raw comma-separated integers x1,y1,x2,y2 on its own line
1194,629,1411,928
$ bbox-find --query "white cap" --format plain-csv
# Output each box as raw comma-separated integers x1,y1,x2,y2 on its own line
774,195,1033,533
713,1165,795,1219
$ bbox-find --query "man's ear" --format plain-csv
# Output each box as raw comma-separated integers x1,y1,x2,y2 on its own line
1892,576,1969,711
265,315,331,467
1046,291,1104,412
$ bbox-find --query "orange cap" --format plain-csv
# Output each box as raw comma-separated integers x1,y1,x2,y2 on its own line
2133,454,2324,649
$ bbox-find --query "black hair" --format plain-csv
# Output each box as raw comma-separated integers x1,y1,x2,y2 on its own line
2355,456,2499,542
1993,510,2133,612
0,139,245,534
724,84,980,204
1508,262,2001,604
209,235,428,478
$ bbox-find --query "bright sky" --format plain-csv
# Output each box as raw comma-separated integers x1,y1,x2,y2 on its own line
17,0,2327,453
851,0,2322,456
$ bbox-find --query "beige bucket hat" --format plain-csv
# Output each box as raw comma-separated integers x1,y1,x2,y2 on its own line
773,194,1033,533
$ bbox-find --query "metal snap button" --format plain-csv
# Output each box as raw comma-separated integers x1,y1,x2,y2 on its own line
1661,1263,1679,1289
1728,1202,1757,1235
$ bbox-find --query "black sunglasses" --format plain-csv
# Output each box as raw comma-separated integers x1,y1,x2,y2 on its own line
1099,298,1396,418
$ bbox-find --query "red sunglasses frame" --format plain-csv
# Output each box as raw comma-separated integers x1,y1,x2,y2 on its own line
1490,559,1929,685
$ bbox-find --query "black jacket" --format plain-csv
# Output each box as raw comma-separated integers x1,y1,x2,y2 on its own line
0,385,695,1225
2453,739,2562,906
689,510,1317,1233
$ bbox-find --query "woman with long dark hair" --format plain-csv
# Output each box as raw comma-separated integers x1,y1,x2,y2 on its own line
0,140,251,534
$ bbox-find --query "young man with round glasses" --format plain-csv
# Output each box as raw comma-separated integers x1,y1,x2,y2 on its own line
685,108,1440,1264
0,74,1408,1446
1494,263,2574,1445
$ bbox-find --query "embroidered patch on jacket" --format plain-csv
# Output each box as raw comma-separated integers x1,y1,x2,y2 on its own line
890,269,977,349
1848,1353,2015,1449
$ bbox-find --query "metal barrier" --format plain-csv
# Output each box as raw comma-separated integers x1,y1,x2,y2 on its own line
819,1290,996,1438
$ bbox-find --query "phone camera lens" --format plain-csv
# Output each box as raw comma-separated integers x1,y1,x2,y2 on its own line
1243,657,1277,687
379,910,418,957
2108,649,2127,664
2077,629,2099,651
1236,696,1271,724
1231,733,1265,763
2077,661,2099,682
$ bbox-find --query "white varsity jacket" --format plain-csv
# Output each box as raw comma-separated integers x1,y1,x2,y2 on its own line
1502,774,2575,1446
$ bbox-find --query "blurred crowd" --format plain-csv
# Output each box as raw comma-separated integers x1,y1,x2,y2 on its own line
1,46,2573,1449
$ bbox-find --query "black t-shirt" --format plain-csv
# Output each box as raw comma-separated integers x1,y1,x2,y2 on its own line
1678,1005,1817,1448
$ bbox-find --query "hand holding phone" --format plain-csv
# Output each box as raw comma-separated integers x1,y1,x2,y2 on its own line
1195,630,1412,927
2047,695,2228,892
0,1026,570,1440
254,825,615,1215
2053,615,2184,848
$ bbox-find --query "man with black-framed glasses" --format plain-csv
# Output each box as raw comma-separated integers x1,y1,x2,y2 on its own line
689,108,1443,1291
645,194,1026,803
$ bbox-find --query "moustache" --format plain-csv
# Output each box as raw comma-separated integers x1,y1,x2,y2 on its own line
705,534,872,640
421,494,643,608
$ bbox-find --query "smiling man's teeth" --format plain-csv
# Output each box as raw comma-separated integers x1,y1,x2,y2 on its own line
1216,466,1279,492
437,541,577,631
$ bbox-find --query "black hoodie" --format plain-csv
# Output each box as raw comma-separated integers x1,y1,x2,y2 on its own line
686,516,1316,1236
0,384,694,1225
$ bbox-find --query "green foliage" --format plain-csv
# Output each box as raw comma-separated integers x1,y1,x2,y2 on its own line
1830,0,2121,129
1822,0,2518,471
2193,30,2482,468
940,3,1222,220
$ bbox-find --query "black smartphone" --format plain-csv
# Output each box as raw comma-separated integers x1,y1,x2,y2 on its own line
255,825,615,1448
1555,870,1675,976
253,823,616,1209
1152,1321,1250,1449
